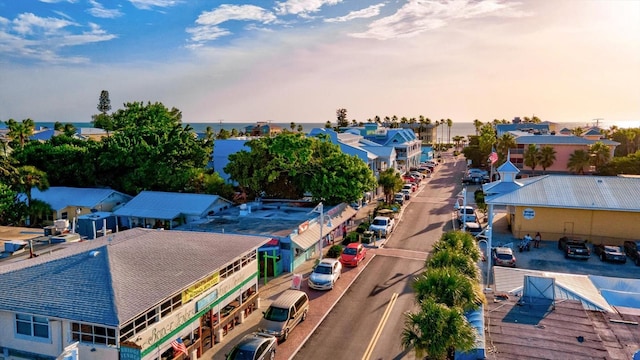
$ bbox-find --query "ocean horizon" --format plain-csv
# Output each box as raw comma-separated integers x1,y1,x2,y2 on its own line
28,119,640,140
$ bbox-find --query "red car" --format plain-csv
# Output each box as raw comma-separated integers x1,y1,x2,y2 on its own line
340,243,367,267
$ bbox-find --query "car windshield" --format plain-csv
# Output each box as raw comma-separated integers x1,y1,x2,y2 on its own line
227,348,255,360
497,253,513,260
314,265,332,274
263,306,289,322
343,248,357,255
372,219,387,226
605,246,622,252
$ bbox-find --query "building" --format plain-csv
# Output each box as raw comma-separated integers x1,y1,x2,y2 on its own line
347,123,422,172
0,228,269,360
29,187,133,226
483,160,640,244
113,191,234,230
244,122,282,137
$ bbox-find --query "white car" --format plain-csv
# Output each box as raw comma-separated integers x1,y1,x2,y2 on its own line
457,206,477,224
308,258,342,290
369,216,395,236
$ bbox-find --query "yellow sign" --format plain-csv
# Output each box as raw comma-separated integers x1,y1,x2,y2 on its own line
182,272,220,303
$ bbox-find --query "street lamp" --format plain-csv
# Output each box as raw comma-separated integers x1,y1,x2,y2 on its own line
313,203,333,261
456,186,468,232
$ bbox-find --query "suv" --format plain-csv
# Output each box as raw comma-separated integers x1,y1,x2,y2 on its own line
369,216,395,236
258,290,309,341
226,332,277,360
558,236,591,259
456,206,477,224
492,247,516,267
623,241,640,266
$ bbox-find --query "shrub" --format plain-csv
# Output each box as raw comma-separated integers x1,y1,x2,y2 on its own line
326,245,343,258
342,232,359,246
355,222,370,233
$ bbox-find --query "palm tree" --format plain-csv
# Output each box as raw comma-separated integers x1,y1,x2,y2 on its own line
63,123,77,137
446,118,453,145
567,149,591,174
495,133,516,165
377,168,404,204
5,118,35,149
473,119,482,136
290,122,296,132
452,135,464,150
427,248,479,281
538,145,557,174
14,165,49,224
589,141,611,172
297,124,304,133
571,126,585,137
523,144,540,174
402,299,476,360
324,121,332,129
432,231,482,262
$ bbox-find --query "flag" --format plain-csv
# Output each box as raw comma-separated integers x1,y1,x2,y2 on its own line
489,151,498,165
171,337,188,356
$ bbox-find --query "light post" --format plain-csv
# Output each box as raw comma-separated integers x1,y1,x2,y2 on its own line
313,203,333,261
455,186,468,232
477,229,492,292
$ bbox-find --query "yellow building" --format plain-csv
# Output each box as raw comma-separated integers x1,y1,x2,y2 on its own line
484,161,640,245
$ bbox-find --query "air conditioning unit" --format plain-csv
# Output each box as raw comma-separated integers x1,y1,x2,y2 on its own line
54,219,70,232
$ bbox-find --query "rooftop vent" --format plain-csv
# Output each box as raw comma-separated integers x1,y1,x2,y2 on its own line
89,251,100,257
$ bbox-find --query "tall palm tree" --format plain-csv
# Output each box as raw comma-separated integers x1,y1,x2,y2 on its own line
589,141,611,172
523,144,540,174
571,126,585,137
402,299,476,360
495,133,516,165
14,165,49,224
473,119,482,136
452,136,464,150
297,124,304,132
538,145,557,174
567,149,591,174
427,248,479,281
290,122,296,131
378,168,404,204
446,118,453,145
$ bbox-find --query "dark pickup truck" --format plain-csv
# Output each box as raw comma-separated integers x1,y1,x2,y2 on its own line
558,236,591,259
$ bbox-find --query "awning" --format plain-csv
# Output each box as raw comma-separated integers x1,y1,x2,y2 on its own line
291,204,357,250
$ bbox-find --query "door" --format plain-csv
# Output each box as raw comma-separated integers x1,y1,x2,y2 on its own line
563,222,574,235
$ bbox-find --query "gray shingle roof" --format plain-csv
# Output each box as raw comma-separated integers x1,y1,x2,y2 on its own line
486,175,640,211
0,228,269,326
113,191,228,219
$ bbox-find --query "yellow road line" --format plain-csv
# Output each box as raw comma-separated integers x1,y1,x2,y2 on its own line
362,292,399,360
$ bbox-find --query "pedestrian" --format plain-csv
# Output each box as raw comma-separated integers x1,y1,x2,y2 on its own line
534,232,542,248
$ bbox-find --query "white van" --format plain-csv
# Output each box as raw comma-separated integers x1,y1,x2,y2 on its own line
257,290,309,342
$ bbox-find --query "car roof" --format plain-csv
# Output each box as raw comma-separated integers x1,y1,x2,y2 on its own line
494,247,513,254
236,332,275,350
345,242,361,249
319,258,339,266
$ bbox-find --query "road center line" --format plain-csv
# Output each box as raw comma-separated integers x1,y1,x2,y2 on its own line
361,292,399,360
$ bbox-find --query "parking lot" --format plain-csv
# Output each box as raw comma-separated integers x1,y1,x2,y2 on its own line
482,213,640,280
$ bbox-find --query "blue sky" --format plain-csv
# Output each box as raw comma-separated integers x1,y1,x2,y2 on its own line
1,0,639,126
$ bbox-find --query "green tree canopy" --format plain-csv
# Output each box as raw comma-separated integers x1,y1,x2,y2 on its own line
224,133,376,204
377,168,404,204
567,149,591,174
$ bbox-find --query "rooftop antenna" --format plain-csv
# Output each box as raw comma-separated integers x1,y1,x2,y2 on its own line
593,118,603,128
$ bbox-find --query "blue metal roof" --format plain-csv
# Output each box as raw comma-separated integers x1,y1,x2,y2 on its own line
113,191,229,219
30,187,131,212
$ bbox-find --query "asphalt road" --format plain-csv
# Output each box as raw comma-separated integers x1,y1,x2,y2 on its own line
293,153,466,360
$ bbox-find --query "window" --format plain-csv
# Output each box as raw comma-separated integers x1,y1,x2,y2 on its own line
16,314,49,339
71,322,116,346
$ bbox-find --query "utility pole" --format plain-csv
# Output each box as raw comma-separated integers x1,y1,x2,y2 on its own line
593,118,603,128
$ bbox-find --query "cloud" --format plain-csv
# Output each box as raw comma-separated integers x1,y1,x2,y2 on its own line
274,0,342,17
39,0,78,3
0,13,116,63
87,0,123,19
324,3,385,23
128,0,180,10
187,5,276,44
351,0,530,40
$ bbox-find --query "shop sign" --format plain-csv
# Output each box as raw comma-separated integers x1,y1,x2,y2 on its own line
196,290,218,312
182,272,220,303
298,221,309,234
523,208,535,220
119,343,141,360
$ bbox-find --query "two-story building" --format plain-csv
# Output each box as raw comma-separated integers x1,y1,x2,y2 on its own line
0,228,270,360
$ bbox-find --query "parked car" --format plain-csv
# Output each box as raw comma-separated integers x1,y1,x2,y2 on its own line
369,216,395,236
492,247,516,267
623,240,640,266
340,243,367,267
226,332,277,360
463,222,483,237
258,290,309,341
456,206,477,224
402,183,416,193
394,193,405,205
410,171,427,179
467,168,488,176
308,258,342,290
401,189,411,200
558,236,591,259
462,173,489,184
402,175,417,183
593,244,627,263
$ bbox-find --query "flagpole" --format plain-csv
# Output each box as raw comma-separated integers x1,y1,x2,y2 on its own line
318,202,324,261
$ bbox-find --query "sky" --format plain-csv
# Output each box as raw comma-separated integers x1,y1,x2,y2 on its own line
0,0,639,126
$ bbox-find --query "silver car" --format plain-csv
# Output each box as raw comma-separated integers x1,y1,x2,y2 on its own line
226,332,277,360
308,258,342,290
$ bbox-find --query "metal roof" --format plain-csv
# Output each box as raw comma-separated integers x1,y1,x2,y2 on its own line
291,204,357,250
113,191,230,219
0,228,269,326
514,134,619,146
30,187,132,212
485,175,640,212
